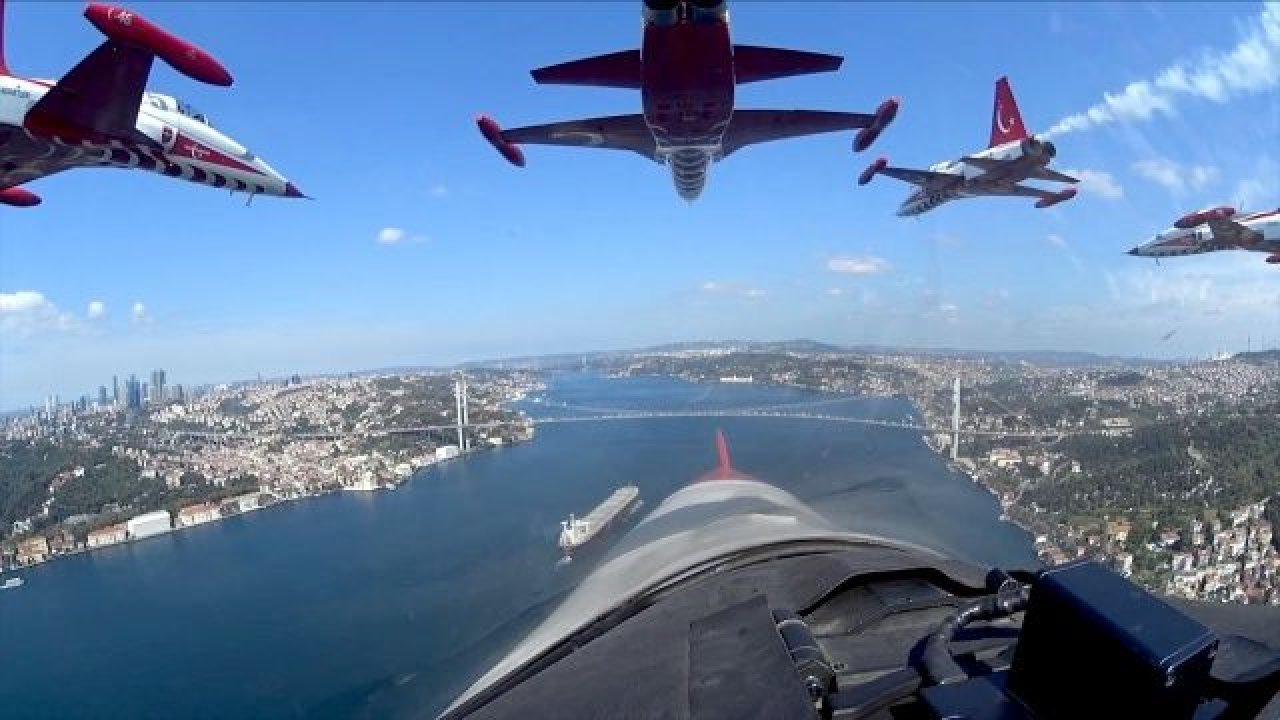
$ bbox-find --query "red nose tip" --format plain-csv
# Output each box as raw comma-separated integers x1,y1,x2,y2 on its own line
283,182,308,199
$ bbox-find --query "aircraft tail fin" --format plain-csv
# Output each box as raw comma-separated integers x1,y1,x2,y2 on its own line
713,429,733,479
531,50,642,89
732,45,842,84
1,0,11,75
989,76,1029,148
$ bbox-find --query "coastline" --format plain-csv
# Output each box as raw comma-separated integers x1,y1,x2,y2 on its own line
2,398,540,577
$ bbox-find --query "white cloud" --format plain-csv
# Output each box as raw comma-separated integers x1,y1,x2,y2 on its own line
1061,168,1124,199
827,255,892,275
1131,157,1219,193
131,301,151,324
699,280,764,299
87,300,106,320
1,291,76,335
376,226,427,246
826,287,846,297
1047,234,1067,248
377,227,406,245
428,184,449,198
1045,2,1280,138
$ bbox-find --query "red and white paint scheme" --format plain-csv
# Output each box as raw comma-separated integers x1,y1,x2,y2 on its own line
858,76,1077,217
1128,207,1280,265
476,0,898,202
0,1,303,208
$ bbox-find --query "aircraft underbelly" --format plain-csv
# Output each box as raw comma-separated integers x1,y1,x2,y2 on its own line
641,20,734,148
0,124,264,193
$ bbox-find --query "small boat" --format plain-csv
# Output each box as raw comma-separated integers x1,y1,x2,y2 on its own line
1,577,24,590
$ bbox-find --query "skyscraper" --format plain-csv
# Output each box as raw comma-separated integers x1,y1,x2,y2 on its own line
112,375,120,406
126,374,143,411
98,385,108,406
150,369,166,405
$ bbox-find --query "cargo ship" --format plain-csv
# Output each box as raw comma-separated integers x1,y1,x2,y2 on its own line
558,486,640,555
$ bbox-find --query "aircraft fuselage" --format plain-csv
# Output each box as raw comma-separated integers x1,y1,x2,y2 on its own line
640,12,734,200
897,137,1055,216
0,74,299,198
1128,211,1280,258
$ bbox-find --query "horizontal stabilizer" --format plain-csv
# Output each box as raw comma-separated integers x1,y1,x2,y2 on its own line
531,49,642,89
1028,166,1078,184
732,45,842,84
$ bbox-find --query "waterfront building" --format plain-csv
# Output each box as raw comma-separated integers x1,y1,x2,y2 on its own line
16,536,49,565
176,503,221,528
87,523,128,548
126,511,172,539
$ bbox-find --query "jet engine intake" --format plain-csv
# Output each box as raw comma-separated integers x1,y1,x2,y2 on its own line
1267,255,1280,265
689,0,729,23
643,0,681,26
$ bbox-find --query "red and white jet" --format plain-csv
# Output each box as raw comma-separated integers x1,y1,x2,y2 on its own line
858,76,1077,216
476,0,899,201
1127,207,1280,265
0,1,303,207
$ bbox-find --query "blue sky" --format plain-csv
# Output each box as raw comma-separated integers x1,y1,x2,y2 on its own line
1,1,1278,408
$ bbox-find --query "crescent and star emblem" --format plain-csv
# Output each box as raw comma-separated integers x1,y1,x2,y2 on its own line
996,104,1016,134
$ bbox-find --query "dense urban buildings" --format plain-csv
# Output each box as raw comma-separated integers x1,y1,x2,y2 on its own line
2,370,539,571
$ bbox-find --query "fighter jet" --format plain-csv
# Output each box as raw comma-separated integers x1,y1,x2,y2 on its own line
858,76,1077,216
440,431,1280,719
476,0,900,201
1128,206,1280,264
0,1,303,207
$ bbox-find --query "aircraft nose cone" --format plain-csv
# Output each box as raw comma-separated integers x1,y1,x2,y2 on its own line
1126,247,1140,256
283,181,308,199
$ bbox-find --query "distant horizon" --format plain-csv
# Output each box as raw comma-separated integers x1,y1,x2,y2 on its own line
8,335,1271,414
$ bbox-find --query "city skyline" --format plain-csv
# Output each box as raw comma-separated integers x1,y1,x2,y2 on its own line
2,2,1278,409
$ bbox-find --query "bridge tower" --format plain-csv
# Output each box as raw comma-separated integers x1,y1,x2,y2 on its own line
454,377,466,452
951,377,961,461
461,375,470,451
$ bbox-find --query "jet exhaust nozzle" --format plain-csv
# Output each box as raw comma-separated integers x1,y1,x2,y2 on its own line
1267,254,1280,265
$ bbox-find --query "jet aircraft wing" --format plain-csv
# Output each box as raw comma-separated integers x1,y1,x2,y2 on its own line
985,183,1064,200
1027,166,1078,183
879,166,958,188
721,109,875,157
25,40,156,141
959,157,1078,185
500,115,658,160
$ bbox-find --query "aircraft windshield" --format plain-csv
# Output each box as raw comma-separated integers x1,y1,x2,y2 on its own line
1,3,1277,719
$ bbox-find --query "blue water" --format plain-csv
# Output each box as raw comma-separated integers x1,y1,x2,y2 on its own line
0,374,1034,719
